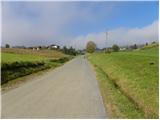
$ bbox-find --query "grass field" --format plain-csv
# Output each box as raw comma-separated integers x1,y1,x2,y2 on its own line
88,46,159,118
1,48,71,85
1,53,47,63
2,48,67,59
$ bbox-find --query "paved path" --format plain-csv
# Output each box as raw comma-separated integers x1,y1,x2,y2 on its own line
2,56,106,118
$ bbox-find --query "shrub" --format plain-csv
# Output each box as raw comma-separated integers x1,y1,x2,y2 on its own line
105,48,112,54
112,44,120,52
1,61,47,85
62,46,78,56
5,44,10,48
49,57,70,63
1,57,71,85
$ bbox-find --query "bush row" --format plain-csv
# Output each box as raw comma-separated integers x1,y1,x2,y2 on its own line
2,61,45,70
1,57,72,85
49,57,71,63
1,61,50,85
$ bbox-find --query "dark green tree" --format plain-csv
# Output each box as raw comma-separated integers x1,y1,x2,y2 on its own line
5,44,10,48
133,44,137,49
62,46,77,56
112,44,120,52
62,46,68,54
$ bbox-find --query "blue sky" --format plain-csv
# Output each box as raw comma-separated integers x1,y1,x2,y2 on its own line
2,1,159,49
68,1,158,36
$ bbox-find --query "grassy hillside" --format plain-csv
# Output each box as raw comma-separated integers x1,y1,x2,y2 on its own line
88,46,158,118
2,48,67,59
1,48,71,85
1,53,47,63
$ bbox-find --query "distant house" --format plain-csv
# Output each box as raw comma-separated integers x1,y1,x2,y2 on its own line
120,48,126,51
48,44,60,49
27,44,60,50
32,46,40,51
36,47,40,50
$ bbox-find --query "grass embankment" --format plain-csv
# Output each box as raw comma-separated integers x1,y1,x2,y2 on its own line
2,48,66,59
1,52,47,63
88,46,158,118
1,48,72,85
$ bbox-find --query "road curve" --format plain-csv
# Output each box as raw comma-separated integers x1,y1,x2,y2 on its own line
2,56,106,118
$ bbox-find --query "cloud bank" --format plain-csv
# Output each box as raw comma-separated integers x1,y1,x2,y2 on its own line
2,2,115,47
2,2,158,49
70,20,158,49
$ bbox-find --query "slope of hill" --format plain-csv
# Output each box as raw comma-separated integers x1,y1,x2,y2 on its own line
88,46,158,118
1,48,71,85
2,48,67,60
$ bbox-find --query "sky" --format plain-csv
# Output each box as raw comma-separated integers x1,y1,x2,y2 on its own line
2,1,159,49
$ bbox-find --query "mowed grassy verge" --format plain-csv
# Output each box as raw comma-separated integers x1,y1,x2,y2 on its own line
93,65,144,118
87,47,158,118
1,49,72,85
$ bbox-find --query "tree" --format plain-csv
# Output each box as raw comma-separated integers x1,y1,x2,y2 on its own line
112,44,120,52
86,41,96,53
130,44,137,50
133,44,137,49
62,46,77,56
62,46,67,54
105,48,112,53
152,41,156,44
68,46,77,56
5,44,10,48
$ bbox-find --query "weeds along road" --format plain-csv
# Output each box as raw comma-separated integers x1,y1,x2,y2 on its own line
2,56,106,118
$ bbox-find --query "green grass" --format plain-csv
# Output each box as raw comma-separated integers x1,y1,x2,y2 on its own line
2,48,67,59
94,66,144,118
88,47,159,118
1,53,47,63
141,43,159,50
1,61,50,84
124,47,158,57
1,49,72,85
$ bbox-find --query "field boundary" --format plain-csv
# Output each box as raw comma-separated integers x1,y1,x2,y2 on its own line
88,58,146,118
95,64,142,110
87,46,159,118
1,66,55,93
1,57,73,92
94,64,157,118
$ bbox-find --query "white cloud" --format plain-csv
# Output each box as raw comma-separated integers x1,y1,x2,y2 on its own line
2,2,78,46
2,2,158,50
70,20,158,49
2,2,115,47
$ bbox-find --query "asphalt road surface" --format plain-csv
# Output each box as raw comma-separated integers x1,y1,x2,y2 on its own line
2,56,106,118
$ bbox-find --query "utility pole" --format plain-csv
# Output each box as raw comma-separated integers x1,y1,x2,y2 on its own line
106,30,108,50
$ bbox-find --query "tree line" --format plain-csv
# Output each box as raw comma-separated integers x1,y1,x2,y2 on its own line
86,41,156,53
4,44,80,56
61,46,78,56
